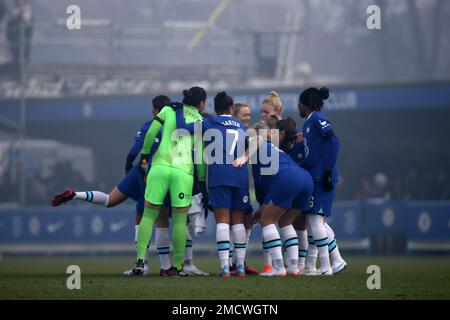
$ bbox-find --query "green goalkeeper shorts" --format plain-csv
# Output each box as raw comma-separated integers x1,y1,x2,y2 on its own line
145,164,193,208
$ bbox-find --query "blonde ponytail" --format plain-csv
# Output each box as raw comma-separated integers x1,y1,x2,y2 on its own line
263,91,282,114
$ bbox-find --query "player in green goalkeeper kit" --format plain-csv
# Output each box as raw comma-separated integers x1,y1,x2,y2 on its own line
129,87,207,276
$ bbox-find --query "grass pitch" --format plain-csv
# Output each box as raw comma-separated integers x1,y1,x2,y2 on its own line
0,255,449,300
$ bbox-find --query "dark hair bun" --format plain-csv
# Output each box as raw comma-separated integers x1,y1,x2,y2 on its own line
183,89,192,98
182,86,207,107
215,91,227,99
319,87,330,100
213,91,233,115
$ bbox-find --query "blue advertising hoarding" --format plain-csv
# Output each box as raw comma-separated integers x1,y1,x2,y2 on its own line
1,201,449,255
1,83,449,124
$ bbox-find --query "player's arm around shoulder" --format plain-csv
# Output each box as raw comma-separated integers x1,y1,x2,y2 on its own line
158,105,176,121
141,115,166,155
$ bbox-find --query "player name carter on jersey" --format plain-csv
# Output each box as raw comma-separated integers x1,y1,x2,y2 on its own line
221,119,241,127
203,115,249,189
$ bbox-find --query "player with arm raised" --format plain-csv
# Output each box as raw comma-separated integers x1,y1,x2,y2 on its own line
234,118,313,276
122,95,206,277
128,87,206,276
51,95,170,276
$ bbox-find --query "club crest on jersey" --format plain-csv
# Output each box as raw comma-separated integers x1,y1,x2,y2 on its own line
243,196,249,203
178,193,185,199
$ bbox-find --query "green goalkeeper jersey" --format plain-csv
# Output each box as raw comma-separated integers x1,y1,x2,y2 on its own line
141,104,205,180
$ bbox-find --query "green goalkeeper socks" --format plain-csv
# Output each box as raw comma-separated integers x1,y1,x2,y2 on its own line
136,206,159,261
172,212,188,270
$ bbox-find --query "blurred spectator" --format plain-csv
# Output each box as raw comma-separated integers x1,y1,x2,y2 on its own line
343,145,450,202
368,172,390,200
435,168,450,200
390,175,404,200
6,0,33,65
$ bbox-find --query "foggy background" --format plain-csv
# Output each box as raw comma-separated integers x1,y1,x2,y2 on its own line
0,0,449,256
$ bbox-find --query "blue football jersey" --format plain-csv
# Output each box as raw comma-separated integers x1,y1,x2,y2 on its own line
301,111,339,182
125,120,162,171
203,115,248,188
252,140,301,191
283,140,307,166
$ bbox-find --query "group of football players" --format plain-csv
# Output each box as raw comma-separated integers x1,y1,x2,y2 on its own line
52,86,347,277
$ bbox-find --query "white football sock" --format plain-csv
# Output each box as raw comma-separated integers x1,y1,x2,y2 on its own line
308,215,331,271
231,224,247,266
306,223,318,270
282,246,289,266
262,224,283,269
155,228,171,270
263,250,272,266
296,229,308,270
184,226,193,265
74,191,109,207
280,225,298,268
216,223,230,268
246,229,252,244
134,224,139,243
229,231,234,266
325,222,345,267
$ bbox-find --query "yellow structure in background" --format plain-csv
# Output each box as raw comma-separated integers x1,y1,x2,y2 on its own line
186,0,230,52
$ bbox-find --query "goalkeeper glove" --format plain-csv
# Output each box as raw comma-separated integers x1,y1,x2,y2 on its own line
198,181,210,219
